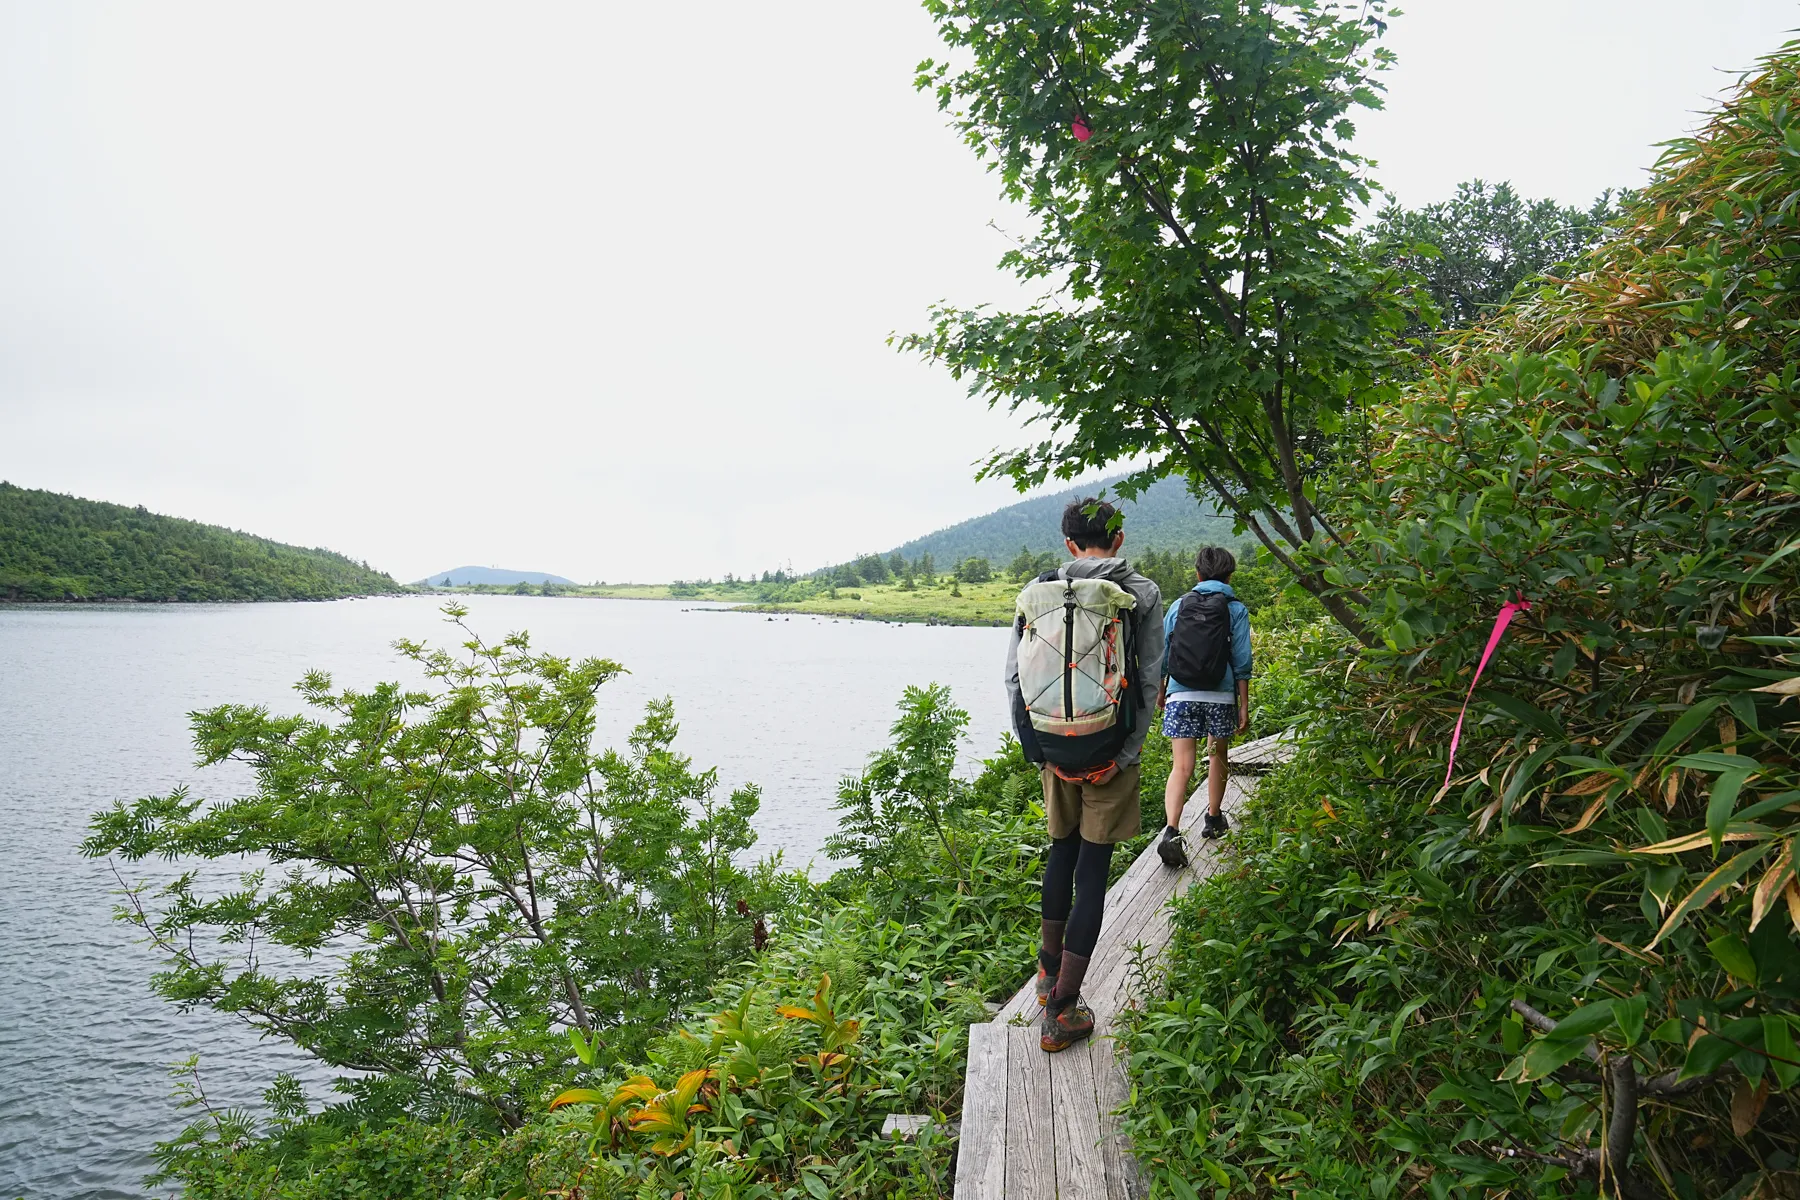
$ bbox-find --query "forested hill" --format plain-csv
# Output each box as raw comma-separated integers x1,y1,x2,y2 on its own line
883,475,1239,566
0,482,401,602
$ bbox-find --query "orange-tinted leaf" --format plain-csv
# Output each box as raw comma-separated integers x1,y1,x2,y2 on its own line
1562,793,1609,834
1561,772,1614,797
549,1088,607,1110
1751,841,1795,931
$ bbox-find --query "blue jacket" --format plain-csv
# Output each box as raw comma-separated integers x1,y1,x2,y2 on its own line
1162,580,1253,694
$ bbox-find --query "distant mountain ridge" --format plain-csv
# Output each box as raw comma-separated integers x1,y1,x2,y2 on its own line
0,482,400,602
880,475,1241,567
418,566,578,587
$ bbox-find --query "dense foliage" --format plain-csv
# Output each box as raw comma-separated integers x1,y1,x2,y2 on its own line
86,607,786,1135
0,482,399,601
1120,47,1800,1200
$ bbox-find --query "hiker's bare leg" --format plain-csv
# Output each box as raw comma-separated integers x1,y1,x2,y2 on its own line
1164,737,1196,828
1207,735,1229,816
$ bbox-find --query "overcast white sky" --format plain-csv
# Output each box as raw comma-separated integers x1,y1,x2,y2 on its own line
2,2,1794,583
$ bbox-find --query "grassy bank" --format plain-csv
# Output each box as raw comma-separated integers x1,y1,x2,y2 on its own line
737,580,1016,625
413,580,1023,624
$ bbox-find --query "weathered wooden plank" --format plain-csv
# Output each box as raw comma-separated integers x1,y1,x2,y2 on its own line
1050,1038,1109,1199
1087,853,1227,1025
1006,1025,1057,1197
1085,781,1247,1004
954,1022,1009,1200
1083,807,1240,1024
1093,1036,1147,1200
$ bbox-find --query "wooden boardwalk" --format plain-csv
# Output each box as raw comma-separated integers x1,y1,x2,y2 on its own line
954,734,1290,1200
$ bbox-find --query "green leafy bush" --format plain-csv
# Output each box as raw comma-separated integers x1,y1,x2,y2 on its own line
86,606,788,1132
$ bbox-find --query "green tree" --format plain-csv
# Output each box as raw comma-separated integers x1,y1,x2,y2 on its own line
1007,545,1038,582
1370,179,1628,333
826,684,973,899
83,608,781,1128
916,553,936,584
887,551,907,580
853,553,891,584
954,556,993,584
907,0,1409,644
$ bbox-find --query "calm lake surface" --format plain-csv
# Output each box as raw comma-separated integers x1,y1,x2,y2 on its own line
0,596,1010,1199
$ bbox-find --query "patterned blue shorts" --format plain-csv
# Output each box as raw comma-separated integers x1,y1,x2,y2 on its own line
1162,700,1237,740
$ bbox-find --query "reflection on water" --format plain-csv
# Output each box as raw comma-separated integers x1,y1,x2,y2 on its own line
0,596,1008,1198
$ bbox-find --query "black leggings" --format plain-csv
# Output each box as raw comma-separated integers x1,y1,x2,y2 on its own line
1041,833,1115,957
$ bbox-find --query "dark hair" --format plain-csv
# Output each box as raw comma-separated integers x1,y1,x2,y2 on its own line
1061,497,1120,551
1194,545,1236,582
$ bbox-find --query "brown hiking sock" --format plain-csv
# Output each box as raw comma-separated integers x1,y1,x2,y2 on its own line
1040,919,1066,972
1050,950,1091,1009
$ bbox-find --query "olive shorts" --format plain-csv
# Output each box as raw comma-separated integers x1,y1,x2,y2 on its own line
1040,762,1143,844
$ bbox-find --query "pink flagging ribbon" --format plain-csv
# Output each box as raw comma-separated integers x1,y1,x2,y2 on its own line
1071,117,1092,143
1438,598,1531,799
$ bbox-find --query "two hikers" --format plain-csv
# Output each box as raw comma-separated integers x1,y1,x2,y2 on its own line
1006,499,1251,1052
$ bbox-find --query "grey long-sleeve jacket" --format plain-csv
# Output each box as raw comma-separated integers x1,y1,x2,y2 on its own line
1003,556,1165,768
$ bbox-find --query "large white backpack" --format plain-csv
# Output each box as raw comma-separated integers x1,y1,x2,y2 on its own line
1014,574,1139,769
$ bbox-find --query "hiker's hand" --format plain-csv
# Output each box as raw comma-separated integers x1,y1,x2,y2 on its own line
1156,682,1166,711
1236,706,1250,734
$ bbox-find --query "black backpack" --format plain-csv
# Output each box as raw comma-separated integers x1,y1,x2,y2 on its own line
1166,590,1233,691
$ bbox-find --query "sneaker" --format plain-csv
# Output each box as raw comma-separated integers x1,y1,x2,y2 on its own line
1201,810,1229,840
1040,998,1095,1052
1156,825,1189,869
1034,963,1058,1008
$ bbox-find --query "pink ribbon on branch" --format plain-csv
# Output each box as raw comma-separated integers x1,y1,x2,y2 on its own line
1434,597,1531,805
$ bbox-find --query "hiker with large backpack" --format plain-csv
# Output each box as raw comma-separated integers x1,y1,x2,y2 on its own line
1004,498,1163,1053
1155,546,1253,869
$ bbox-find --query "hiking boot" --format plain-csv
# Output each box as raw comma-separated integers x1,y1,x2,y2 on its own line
1201,810,1229,839
1156,825,1188,869
1034,934,1062,1007
1040,997,1095,1052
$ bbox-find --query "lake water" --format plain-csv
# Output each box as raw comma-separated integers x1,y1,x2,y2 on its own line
0,596,1011,1199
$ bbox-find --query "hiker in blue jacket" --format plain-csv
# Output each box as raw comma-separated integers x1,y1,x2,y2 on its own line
1155,546,1252,868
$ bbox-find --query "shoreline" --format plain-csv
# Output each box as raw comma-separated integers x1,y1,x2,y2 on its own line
727,604,1007,627
0,592,403,606
3,589,1018,627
